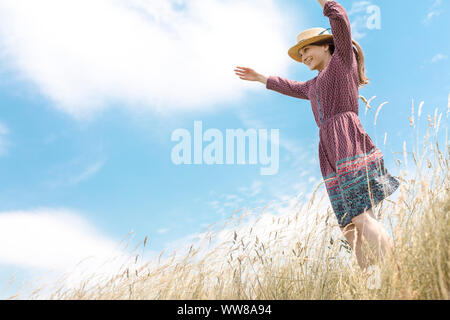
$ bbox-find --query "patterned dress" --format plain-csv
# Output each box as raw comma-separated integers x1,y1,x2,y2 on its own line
266,0,399,228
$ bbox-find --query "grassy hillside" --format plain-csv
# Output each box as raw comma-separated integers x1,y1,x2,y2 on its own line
11,97,450,300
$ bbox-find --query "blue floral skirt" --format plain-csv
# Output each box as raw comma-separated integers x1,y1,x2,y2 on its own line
323,147,400,228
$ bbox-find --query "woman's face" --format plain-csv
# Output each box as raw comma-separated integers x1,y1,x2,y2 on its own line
299,44,330,71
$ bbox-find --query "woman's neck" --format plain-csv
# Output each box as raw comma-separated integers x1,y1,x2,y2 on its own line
317,54,332,72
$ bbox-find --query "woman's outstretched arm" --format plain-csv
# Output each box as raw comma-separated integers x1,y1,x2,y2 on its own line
318,0,354,69
265,76,311,100
234,66,268,85
234,66,311,100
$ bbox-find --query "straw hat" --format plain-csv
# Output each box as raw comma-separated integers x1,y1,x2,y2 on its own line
288,27,333,63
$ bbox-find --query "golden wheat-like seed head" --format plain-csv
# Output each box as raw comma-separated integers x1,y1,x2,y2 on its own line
418,101,424,118
360,95,368,103
436,112,442,134
374,102,388,126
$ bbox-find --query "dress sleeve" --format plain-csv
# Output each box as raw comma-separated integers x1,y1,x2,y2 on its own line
323,0,354,68
266,76,311,100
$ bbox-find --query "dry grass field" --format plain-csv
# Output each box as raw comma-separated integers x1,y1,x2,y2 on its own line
9,96,449,300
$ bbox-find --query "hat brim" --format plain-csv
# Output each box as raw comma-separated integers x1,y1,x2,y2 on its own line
288,34,334,63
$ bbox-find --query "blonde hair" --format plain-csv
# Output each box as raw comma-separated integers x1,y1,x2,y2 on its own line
312,38,370,88
351,39,370,87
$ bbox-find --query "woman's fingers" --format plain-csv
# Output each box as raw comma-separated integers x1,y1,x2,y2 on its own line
235,66,251,72
234,67,252,75
234,70,248,76
234,66,256,81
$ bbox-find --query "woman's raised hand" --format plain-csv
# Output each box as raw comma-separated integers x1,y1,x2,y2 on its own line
234,66,267,84
317,0,330,9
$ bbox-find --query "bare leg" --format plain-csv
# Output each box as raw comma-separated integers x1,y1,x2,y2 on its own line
340,222,371,269
351,208,393,269
341,208,393,270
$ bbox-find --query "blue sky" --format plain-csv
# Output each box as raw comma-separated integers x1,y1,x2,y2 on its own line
0,0,448,298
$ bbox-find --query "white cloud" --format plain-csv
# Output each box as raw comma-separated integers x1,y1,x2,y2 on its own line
0,121,9,156
420,53,448,69
206,180,265,218
157,227,170,235
431,53,448,63
0,208,152,297
69,159,106,185
423,0,443,24
0,0,293,119
0,208,124,271
237,180,263,197
43,156,106,188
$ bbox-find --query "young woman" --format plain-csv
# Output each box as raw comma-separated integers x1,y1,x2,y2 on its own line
234,0,400,270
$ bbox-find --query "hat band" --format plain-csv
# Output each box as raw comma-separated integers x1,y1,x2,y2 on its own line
297,27,331,45
318,27,331,35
